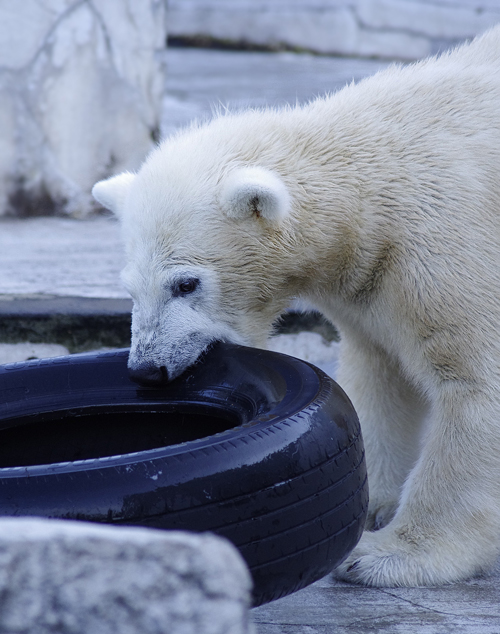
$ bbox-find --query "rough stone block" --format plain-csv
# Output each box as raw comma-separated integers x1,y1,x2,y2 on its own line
0,518,254,634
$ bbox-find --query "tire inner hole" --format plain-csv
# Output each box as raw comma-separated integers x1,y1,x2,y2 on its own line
0,406,242,468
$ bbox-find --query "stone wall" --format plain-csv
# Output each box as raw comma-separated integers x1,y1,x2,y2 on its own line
168,0,500,60
0,1,167,218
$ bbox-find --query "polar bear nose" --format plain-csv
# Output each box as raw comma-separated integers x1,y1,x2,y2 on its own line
128,362,169,386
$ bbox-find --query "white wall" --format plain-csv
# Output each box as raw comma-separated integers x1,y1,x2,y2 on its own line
168,0,500,60
0,1,167,217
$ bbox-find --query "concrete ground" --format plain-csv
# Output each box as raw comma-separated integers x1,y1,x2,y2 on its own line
1,48,499,632
160,48,390,136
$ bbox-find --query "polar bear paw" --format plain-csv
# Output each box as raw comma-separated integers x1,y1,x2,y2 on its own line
334,528,474,587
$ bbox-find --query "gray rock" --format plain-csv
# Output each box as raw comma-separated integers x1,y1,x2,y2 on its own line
0,517,254,634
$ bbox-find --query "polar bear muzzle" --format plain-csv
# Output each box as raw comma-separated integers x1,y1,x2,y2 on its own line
128,361,169,386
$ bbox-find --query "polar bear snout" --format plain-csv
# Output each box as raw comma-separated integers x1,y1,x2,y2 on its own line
128,360,169,386
127,323,223,384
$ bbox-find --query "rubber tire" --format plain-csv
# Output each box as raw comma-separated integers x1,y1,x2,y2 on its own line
0,343,368,606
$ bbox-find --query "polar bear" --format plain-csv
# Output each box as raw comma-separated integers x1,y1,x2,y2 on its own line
92,26,500,588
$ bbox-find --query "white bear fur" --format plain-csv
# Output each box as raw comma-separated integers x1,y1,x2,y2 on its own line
92,172,135,217
93,27,500,588
220,167,290,222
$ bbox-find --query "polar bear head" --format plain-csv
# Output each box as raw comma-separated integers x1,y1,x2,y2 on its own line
92,122,302,384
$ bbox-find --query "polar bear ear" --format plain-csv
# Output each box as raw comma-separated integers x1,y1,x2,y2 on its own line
92,172,136,217
220,167,290,224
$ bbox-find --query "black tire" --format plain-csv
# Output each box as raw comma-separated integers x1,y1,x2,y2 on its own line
0,343,367,606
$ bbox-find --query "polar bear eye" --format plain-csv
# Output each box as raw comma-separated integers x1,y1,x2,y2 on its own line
173,278,200,297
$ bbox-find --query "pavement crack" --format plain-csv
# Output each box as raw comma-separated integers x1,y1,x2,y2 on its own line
377,588,460,618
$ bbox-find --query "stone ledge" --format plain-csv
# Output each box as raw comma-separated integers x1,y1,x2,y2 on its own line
0,295,339,352
0,295,133,352
0,517,254,634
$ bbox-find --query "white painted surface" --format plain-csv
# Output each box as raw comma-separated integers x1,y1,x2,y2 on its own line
0,1,167,218
168,0,500,59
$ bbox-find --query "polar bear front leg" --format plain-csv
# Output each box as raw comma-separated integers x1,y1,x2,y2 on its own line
336,334,426,530
336,387,500,586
